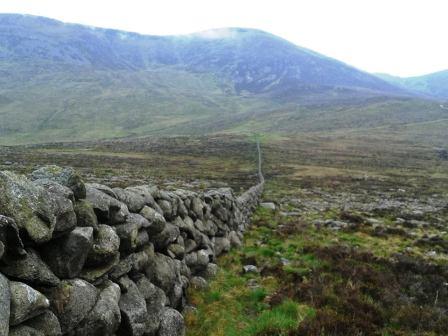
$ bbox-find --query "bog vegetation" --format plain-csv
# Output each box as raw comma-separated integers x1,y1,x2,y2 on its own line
2,132,447,335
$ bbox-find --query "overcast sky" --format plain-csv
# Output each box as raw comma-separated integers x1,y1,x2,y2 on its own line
0,0,446,77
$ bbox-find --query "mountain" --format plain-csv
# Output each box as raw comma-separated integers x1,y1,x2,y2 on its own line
0,13,441,144
376,70,448,100
0,14,402,94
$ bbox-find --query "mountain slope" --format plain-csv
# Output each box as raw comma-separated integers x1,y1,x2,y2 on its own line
376,70,448,100
0,14,434,144
0,14,403,95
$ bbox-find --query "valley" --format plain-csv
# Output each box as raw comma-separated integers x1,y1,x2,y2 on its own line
0,11,447,336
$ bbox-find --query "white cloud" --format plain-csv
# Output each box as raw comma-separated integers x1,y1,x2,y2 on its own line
0,0,446,76
193,28,238,40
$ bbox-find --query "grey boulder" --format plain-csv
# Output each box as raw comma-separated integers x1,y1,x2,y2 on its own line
201,263,219,279
214,237,231,256
74,281,121,336
127,213,151,229
0,171,56,243
191,197,204,220
41,227,93,278
86,185,129,224
167,243,185,260
9,281,50,326
260,202,276,210
185,250,211,273
109,251,149,281
0,248,60,286
157,199,173,220
8,325,44,336
0,215,25,259
113,188,146,213
115,221,140,253
135,276,167,335
158,308,185,336
73,200,98,230
46,279,98,333
80,253,120,283
139,206,166,235
145,253,181,296
22,311,62,336
33,179,77,234
117,277,147,336
31,166,86,200
87,224,120,265
229,230,242,247
190,276,208,290
150,222,180,250
33,179,74,202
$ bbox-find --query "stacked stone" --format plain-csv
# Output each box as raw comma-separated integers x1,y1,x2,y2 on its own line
0,165,263,336
237,181,265,227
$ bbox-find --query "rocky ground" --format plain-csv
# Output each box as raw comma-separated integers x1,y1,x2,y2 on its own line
185,136,448,335
1,134,447,335
187,177,448,335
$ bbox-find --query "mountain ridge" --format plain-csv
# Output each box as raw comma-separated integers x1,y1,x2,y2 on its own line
0,13,404,96
0,13,445,144
376,70,448,100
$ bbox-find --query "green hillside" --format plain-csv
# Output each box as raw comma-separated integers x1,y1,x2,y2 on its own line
0,14,448,144
0,14,446,145
0,61,277,143
377,70,448,99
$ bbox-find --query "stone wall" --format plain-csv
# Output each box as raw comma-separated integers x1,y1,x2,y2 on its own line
0,164,264,336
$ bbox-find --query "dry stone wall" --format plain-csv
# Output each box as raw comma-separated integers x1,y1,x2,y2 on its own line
0,163,264,336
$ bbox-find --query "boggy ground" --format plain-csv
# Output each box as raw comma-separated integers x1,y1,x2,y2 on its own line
1,133,448,335
0,135,259,191
186,181,448,335
184,135,448,335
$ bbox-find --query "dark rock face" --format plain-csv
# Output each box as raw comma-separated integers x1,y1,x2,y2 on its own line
0,215,25,259
41,227,94,278
0,166,263,335
0,248,60,286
